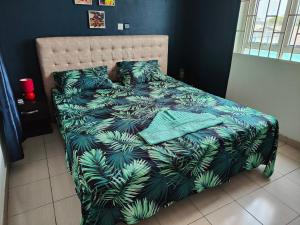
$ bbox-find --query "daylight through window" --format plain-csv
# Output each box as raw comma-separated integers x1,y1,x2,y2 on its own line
234,0,300,62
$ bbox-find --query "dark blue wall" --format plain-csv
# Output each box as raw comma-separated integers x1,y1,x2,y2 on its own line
0,0,240,99
0,0,184,97
182,0,241,97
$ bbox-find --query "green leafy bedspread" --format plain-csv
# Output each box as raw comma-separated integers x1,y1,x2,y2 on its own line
52,77,278,225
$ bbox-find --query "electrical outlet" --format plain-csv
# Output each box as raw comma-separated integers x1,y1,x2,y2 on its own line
124,23,130,29
118,23,124,31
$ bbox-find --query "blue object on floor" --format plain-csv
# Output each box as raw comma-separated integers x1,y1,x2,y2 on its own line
0,53,23,162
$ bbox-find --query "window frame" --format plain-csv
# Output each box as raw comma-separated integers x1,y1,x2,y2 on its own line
235,0,300,61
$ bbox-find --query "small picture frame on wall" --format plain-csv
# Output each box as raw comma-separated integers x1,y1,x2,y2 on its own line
99,0,115,6
88,11,106,29
74,0,92,5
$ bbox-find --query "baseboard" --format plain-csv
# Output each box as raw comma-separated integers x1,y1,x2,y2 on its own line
279,134,300,150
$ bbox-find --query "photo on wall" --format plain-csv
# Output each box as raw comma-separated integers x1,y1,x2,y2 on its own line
99,0,115,6
74,0,92,5
88,11,106,29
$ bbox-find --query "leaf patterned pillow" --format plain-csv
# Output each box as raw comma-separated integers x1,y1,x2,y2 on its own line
117,60,167,85
53,66,113,95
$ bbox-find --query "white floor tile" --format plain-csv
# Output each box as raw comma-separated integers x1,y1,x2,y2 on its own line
288,216,300,225
244,165,283,187
190,187,233,215
8,179,52,216
279,145,300,162
9,160,49,188
286,168,300,186
14,136,46,166
190,218,211,225
222,174,260,200
54,196,82,225
238,188,298,225
8,204,55,225
9,130,300,225
51,173,76,201
48,154,68,177
44,129,65,159
156,198,203,225
275,153,300,175
264,177,300,214
206,202,261,225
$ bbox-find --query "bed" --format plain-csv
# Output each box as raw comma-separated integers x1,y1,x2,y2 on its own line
36,35,278,225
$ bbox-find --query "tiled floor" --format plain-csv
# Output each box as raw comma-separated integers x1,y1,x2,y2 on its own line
7,127,300,225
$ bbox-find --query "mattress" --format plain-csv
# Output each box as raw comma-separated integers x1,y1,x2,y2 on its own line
52,77,278,225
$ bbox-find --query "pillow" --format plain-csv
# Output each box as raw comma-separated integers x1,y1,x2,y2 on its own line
53,66,113,95
117,60,167,85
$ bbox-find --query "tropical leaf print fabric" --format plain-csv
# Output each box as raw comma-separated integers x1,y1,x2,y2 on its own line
52,77,278,225
117,60,167,85
53,66,113,95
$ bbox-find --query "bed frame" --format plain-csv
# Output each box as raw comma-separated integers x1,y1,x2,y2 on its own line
35,35,279,225
36,35,169,105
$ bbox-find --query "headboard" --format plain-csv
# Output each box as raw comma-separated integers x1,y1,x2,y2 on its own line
36,35,169,104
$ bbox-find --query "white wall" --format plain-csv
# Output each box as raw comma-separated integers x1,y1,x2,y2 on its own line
227,53,300,142
0,136,7,224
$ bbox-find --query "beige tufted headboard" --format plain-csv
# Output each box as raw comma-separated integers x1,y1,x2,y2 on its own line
36,35,169,104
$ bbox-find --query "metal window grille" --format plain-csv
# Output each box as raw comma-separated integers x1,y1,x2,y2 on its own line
234,0,300,62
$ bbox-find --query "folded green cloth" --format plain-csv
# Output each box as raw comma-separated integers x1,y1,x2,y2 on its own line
139,110,223,145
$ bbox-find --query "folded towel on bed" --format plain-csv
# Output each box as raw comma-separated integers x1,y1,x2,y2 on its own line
139,110,223,145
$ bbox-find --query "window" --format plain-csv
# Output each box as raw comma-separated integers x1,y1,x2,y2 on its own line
234,0,300,62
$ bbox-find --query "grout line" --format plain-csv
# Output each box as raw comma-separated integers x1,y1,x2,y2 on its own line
236,171,300,222
220,179,265,224
201,200,234,218
220,183,264,224
10,156,47,168
187,217,211,225
262,182,300,216
8,203,54,218
8,165,70,190
188,187,234,217
44,136,58,225
188,195,205,218
49,171,69,178
186,216,204,225
53,193,77,204
51,171,70,178
237,180,300,223
287,215,300,224
8,176,50,190
203,216,213,225
235,199,263,225
278,168,300,182
243,171,284,188
190,168,289,222
285,175,300,188
223,185,262,202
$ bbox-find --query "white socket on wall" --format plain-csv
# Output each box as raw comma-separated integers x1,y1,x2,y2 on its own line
118,23,124,31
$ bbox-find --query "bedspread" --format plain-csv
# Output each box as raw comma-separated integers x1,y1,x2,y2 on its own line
52,77,278,225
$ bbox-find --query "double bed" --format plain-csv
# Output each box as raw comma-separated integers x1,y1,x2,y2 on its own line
36,35,278,225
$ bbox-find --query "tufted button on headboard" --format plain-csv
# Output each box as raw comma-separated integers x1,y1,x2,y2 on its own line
36,35,169,107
